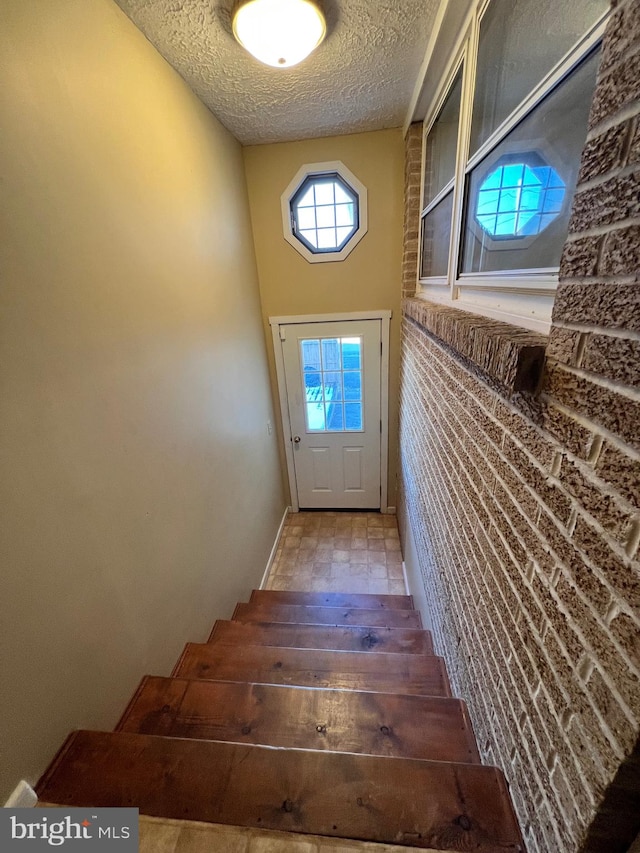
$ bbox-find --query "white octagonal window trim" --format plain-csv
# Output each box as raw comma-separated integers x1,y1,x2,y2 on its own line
281,161,368,263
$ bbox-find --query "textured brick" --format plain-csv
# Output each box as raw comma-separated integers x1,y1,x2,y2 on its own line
578,123,631,183
595,441,640,508
404,299,546,394
556,576,639,712
582,332,640,388
525,465,572,527
568,714,621,790
545,365,640,452
599,0,640,76
402,123,423,298
500,524,530,575
587,670,635,749
399,311,640,853
493,451,539,521
486,553,520,620
550,764,584,838
535,652,572,721
566,555,614,619
542,610,584,671
541,403,593,459
629,117,640,168
533,636,574,719
559,234,602,278
590,47,640,129
546,327,583,367
568,170,640,233
609,611,640,672
567,718,606,804
559,455,631,536
494,400,554,468
534,510,613,619
572,516,640,611
537,801,573,853
600,224,640,278
552,283,640,332
491,481,551,571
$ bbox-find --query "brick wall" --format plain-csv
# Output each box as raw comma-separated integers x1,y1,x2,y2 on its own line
401,122,422,298
397,1,640,850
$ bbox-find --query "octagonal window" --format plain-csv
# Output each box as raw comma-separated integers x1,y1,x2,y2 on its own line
292,174,358,253
475,154,566,239
281,161,368,263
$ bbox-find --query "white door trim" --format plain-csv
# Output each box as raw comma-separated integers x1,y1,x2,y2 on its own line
269,311,392,513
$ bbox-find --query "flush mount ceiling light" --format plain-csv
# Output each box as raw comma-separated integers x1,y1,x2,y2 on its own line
232,0,326,68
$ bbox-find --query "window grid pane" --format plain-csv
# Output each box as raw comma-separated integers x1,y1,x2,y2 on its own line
301,337,363,432
474,164,566,237
292,176,358,254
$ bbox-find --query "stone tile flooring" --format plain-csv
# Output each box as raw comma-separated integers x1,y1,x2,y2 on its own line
265,511,406,595
138,814,439,852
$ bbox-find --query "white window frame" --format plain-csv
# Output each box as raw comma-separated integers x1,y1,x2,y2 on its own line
415,0,610,333
281,161,368,264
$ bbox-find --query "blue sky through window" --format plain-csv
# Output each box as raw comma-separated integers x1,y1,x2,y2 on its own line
301,337,363,431
475,161,565,238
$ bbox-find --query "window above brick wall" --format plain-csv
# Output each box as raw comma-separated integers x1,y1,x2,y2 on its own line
413,0,610,333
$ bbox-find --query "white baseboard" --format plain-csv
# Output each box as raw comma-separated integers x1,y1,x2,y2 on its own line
4,780,37,808
402,514,433,632
258,506,290,590
382,506,397,515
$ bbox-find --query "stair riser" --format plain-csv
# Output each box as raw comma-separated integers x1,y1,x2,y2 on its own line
249,590,414,610
173,643,451,697
233,603,422,628
208,620,434,654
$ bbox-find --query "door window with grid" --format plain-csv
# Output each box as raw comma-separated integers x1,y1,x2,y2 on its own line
300,336,363,432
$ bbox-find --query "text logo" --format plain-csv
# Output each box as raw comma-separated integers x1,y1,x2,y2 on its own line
1,809,138,850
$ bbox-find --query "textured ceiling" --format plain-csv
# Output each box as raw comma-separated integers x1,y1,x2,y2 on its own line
113,0,440,145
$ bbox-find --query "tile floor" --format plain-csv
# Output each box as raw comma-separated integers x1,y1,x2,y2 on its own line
265,511,406,595
137,814,437,852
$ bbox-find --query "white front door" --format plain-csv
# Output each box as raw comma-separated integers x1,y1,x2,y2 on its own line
280,319,382,509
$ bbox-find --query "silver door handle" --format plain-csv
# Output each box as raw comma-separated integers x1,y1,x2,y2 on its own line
293,435,301,443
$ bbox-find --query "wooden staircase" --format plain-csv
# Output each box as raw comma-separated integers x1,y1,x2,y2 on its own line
37,589,525,852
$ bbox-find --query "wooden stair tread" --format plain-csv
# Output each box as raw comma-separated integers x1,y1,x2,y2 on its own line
173,643,450,696
208,620,434,654
233,602,422,628
117,676,479,763
37,730,525,852
250,589,414,610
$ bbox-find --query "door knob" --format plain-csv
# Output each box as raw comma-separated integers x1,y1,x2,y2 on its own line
293,435,301,443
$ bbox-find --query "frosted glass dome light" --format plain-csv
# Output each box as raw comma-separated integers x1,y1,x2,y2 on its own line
232,0,326,68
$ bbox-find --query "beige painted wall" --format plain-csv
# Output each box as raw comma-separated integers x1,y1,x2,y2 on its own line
0,0,284,801
243,130,404,507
